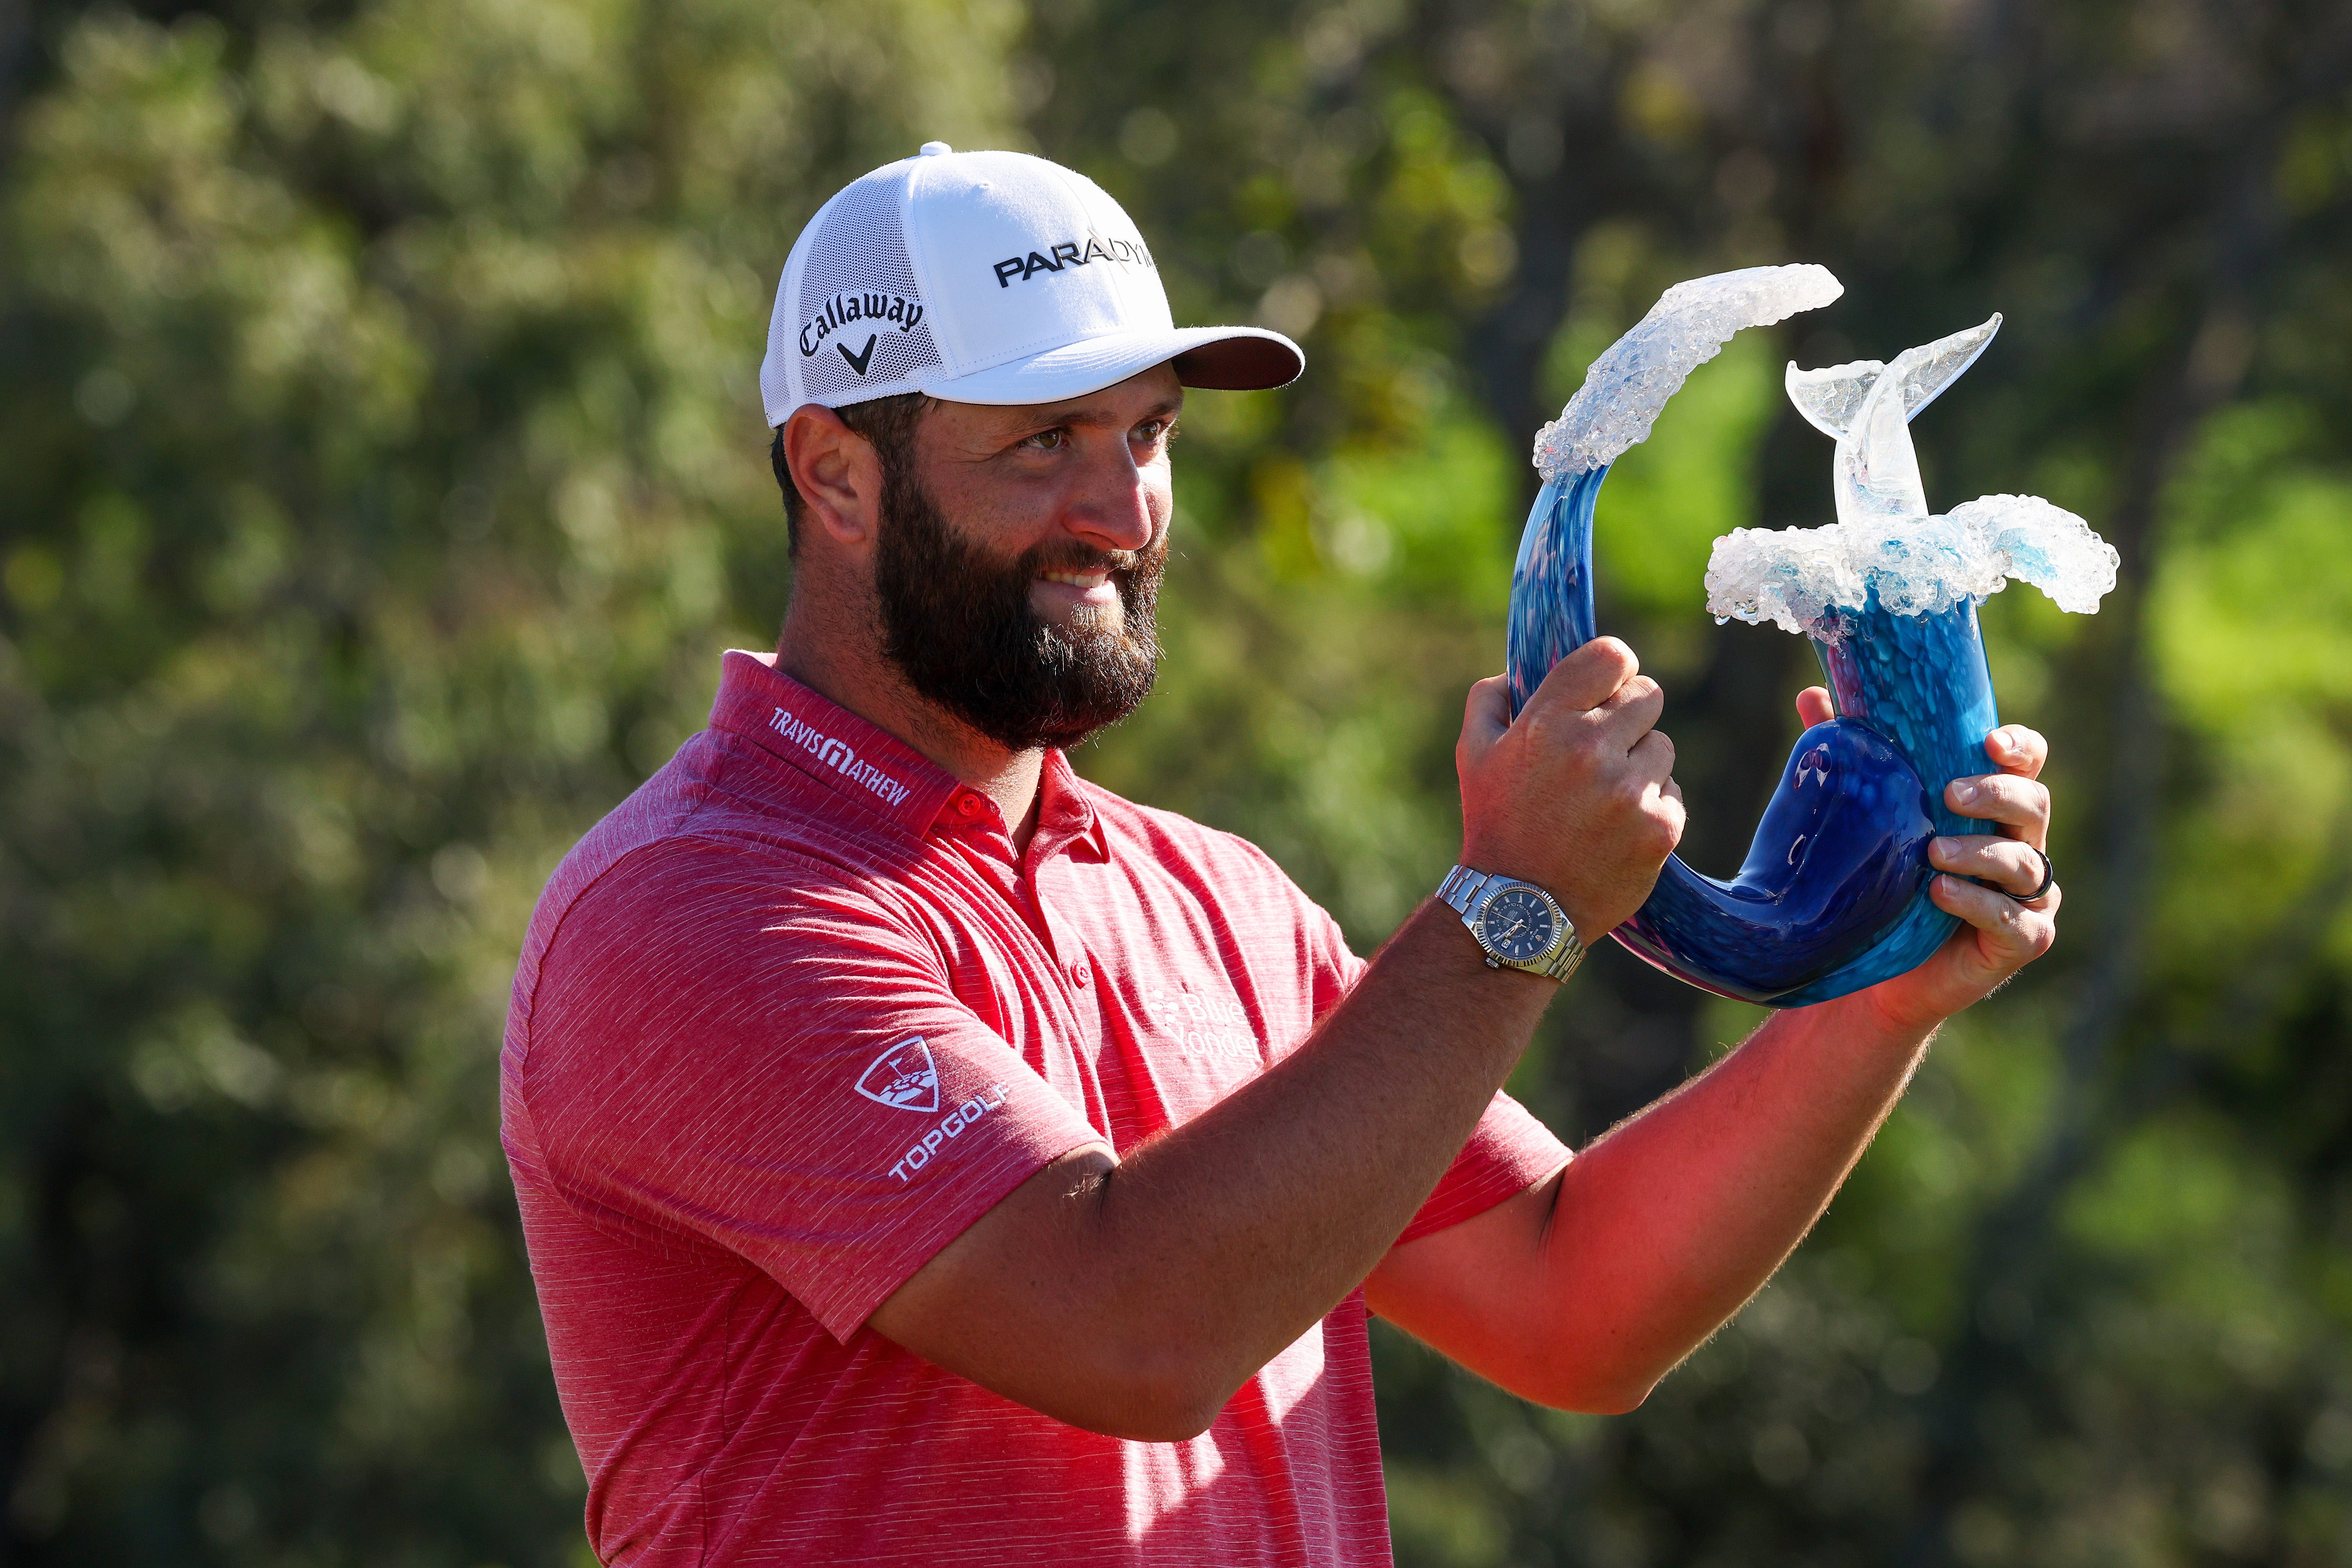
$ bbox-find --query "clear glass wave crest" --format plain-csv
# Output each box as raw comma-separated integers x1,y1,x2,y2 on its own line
1507,467,1995,1005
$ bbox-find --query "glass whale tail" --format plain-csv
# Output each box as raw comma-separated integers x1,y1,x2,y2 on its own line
1509,268,2115,1007
1509,468,1992,1004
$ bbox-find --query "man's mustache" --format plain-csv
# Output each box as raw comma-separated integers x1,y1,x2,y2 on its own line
1020,526,1169,582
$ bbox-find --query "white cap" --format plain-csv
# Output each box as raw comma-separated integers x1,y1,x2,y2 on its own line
760,142,1304,424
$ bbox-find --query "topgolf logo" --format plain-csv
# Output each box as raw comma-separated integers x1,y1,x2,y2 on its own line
855,1038,941,1113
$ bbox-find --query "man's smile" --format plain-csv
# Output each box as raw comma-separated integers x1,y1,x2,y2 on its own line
1033,567,1121,618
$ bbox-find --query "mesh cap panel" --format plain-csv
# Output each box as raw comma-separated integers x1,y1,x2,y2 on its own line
791,174,943,405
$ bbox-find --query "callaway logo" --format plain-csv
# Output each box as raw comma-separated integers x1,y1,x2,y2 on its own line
768,707,913,807
856,1037,941,1112
799,290,927,376
992,233,1156,289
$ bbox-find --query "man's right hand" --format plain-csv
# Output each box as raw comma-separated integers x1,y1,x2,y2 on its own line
1456,638,1685,941
869,638,1680,1441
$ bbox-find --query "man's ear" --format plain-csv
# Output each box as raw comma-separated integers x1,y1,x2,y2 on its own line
784,404,883,546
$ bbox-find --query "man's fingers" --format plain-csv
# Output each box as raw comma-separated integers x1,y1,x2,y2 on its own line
1516,639,1662,759
1635,732,1687,850
1525,636,1640,714
1986,724,2048,780
1457,638,1687,938
1629,724,1676,779
1930,872,2059,963
1930,834,2053,901
1945,773,2051,849
1592,672,1665,750
1794,686,1835,728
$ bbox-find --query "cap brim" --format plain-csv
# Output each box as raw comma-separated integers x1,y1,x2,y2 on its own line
917,325,1303,406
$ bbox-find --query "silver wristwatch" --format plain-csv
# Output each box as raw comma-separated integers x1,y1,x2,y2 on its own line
1438,865,1587,982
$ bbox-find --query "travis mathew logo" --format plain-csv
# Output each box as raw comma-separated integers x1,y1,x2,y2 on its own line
798,290,926,377
992,233,1155,288
768,707,913,808
855,1037,941,1112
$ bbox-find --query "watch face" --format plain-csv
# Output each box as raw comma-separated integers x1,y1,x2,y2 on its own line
1478,887,1557,963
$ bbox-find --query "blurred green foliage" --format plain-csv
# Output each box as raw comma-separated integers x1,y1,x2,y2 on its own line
5,0,2352,1564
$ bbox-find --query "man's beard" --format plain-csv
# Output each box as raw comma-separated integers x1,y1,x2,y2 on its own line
872,467,1166,753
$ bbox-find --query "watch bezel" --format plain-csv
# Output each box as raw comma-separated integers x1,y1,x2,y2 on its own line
1476,884,1561,963
1437,866,1586,980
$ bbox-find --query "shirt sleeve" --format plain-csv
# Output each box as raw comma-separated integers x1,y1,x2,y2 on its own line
1282,869,1573,1245
512,836,1106,1343
1396,1090,1570,1243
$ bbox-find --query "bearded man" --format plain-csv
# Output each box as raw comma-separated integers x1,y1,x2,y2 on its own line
500,144,2062,1566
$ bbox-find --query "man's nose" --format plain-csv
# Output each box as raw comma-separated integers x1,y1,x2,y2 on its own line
1060,438,1160,553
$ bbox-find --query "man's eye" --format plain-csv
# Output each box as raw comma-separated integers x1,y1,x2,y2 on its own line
1021,428,1068,451
1136,418,1177,443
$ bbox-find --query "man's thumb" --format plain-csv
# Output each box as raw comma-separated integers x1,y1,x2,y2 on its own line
1459,676,1512,759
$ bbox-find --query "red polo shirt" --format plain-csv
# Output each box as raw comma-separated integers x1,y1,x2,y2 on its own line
501,651,1570,1566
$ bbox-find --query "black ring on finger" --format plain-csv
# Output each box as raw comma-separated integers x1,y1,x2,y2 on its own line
2013,845,2056,903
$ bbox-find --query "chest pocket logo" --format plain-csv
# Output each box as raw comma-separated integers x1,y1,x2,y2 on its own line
855,1037,941,1112
1140,983,1260,1064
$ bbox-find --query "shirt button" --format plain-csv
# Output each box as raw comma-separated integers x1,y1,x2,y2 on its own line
1072,962,1092,986
956,793,982,817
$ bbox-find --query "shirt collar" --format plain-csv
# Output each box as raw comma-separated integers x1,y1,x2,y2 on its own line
1030,749,1108,863
709,651,1112,858
709,651,960,834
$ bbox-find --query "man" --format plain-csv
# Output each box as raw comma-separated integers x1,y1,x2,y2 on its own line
501,144,2060,1564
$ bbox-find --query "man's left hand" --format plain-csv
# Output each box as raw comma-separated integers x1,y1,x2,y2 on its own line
1365,694,2063,1413
1792,687,2060,1034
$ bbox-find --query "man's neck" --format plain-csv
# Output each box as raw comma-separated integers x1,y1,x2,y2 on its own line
775,600,1047,850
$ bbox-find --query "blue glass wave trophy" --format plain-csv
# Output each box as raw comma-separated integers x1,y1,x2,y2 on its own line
1505,267,2117,1005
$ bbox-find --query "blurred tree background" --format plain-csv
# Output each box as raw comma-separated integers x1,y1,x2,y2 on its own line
5,0,2352,1561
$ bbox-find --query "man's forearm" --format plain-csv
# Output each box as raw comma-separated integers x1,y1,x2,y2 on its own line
1538,994,1934,1400
1369,989,1936,1412
874,901,1557,1437
1091,904,1553,1387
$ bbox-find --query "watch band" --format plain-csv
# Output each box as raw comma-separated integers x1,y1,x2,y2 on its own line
1438,865,1586,982
1437,863,1491,917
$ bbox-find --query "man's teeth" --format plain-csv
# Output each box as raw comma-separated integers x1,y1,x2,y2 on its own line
1040,570,1108,589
